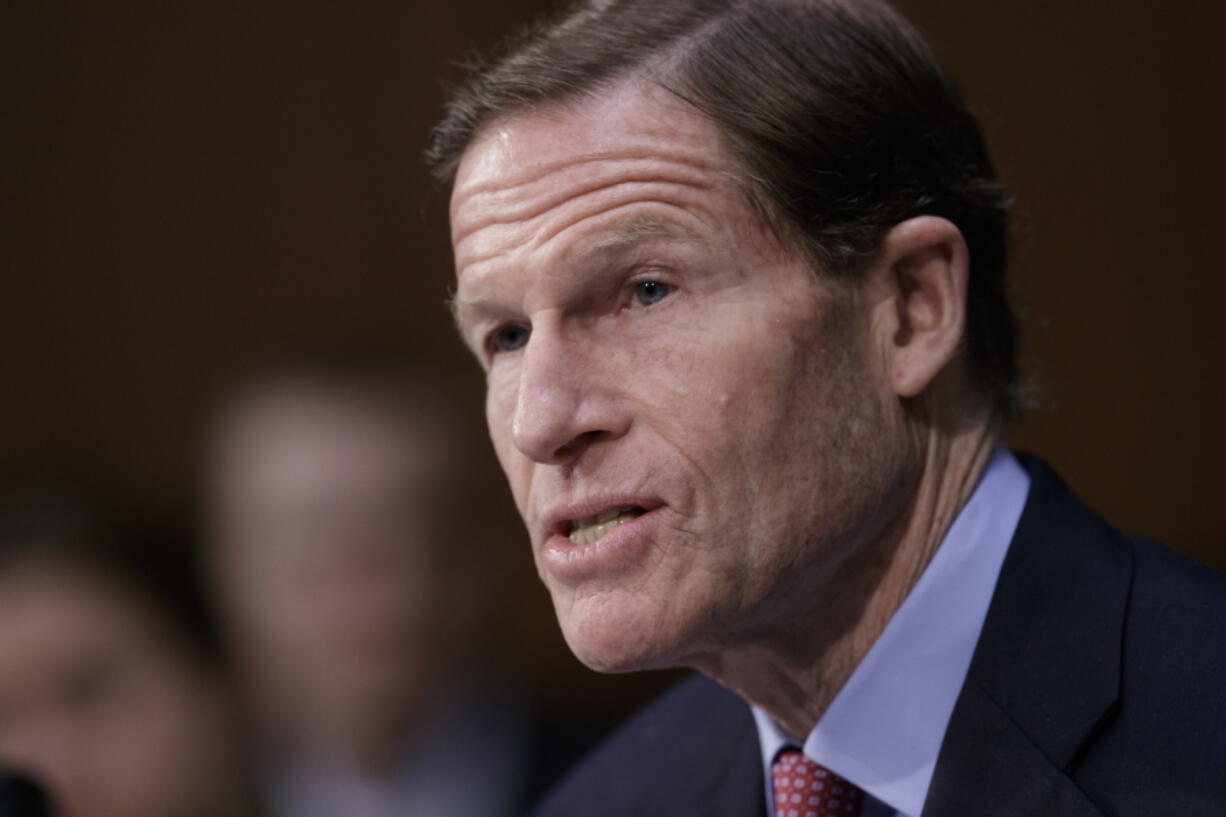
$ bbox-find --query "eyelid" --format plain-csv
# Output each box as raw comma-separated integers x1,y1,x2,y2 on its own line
483,321,531,358
628,262,676,280
624,266,678,305
482,324,506,356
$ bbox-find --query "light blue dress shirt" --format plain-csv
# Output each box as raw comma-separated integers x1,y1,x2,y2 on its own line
752,448,1030,817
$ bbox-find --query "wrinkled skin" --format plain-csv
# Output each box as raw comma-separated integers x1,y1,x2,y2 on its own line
450,79,915,675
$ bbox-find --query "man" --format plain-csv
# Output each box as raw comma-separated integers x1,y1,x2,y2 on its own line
207,363,584,817
428,1,1226,815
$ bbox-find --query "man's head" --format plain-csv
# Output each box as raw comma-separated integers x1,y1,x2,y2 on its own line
431,0,1015,413
207,365,478,771
434,0,1013,676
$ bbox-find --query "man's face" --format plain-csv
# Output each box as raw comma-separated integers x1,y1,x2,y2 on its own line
450,80,906,673
211,391,472,730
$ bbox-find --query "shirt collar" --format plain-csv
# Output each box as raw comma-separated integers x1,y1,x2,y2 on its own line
751,448,1030,817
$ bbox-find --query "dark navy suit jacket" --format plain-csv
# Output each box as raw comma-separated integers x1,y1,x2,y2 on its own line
532,456,1226,816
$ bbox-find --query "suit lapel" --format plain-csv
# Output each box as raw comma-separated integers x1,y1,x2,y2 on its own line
924,679,1109,817
637,676,765,817
925,456,1133,817
699,711,768,817
694,688,767,817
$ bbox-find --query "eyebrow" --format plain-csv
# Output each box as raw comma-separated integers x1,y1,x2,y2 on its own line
450,217,700,328
584,218,699,254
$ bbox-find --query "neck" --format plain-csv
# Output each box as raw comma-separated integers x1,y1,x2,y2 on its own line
703,404,999,741
257,670,439,778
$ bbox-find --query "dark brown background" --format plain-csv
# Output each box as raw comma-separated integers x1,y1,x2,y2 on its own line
5,1,1224,707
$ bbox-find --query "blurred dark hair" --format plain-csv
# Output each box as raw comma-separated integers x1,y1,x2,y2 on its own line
0,486,220,663
0,770,49,817
209,338,470,440
427,0,1018,416
203,345,480,553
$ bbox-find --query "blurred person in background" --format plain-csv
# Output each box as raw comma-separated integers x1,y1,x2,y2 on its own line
0,768,50,817
0,489,253,817
206,360,582,817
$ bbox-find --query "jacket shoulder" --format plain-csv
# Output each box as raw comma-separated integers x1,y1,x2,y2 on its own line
1129,533,1226,610
1071,535,1226,814
934,455,1226,815
531,674,762,817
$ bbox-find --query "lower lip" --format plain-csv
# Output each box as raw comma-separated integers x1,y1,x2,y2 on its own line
540,508,663,585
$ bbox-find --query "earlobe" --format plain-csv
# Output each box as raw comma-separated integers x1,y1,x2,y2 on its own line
875,216,969,399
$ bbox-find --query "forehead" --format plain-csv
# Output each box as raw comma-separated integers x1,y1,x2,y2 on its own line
448,79,744,267
0,559,165,657
212,389,452,511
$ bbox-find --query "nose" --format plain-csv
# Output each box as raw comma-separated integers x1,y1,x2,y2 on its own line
510,326,628,465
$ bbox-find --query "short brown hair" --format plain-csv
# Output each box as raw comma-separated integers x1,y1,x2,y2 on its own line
428,0,1017,415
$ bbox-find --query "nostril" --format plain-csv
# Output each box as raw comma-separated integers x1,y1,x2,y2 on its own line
553,429,609,462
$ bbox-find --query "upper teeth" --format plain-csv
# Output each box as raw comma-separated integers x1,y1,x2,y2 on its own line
568,507,642,545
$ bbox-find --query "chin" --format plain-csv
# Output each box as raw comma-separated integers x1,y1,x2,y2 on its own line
554,586,696,674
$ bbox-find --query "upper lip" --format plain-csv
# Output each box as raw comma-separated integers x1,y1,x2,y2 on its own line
540,495,663,541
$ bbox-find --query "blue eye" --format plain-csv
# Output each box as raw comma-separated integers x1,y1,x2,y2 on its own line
491,324,530,352
633,280,672,306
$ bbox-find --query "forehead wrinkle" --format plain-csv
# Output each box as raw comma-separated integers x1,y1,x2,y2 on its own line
530,185,715,259
455,136,724,203
454,175,716,275
587,218,701,254
451,145,722,245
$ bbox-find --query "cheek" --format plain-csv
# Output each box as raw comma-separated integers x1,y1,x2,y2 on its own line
485,378,532,509
668,304,873,538
646,314,818,450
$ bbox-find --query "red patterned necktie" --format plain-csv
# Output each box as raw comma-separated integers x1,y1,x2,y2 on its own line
771,749,866,817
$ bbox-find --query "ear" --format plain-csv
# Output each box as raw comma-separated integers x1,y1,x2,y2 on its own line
869,216,969,399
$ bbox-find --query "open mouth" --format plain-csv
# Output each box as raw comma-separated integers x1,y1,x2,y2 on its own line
565,506,646,545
